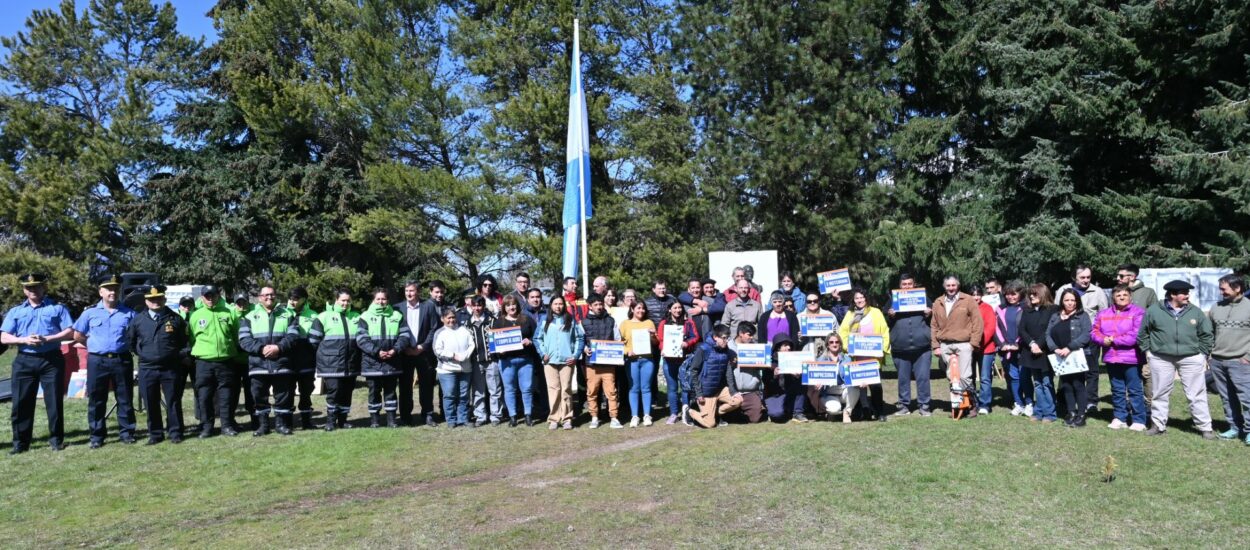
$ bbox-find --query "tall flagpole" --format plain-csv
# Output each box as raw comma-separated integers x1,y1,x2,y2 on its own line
575,18,590,300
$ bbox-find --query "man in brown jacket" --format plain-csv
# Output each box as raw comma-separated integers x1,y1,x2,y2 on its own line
931,275,984,417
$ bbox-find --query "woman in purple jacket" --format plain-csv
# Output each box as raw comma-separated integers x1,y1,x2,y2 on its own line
1091,284,1148,431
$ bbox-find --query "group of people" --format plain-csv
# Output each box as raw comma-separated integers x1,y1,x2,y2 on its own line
3,262,1249,454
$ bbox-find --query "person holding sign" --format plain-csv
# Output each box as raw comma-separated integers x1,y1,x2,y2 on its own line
433,308,474,428
839,288,891,421
620,302,657,427
581,294,622,429
688,324,741,428
931,276,983,419
888,273,933,417
494,295,538,427
728,322,767,423
1047,289,1093,428
658,301,699,425
764,333,809,423
1020,284,1060,422
535,296,585,430
814,334,855,423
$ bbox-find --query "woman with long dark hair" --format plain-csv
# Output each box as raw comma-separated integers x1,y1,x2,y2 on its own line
534,295,584,430
1048,288,1092,427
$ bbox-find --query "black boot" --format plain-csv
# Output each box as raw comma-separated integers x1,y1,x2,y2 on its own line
300,411,313,430
275,414,293,435
338,412,353,429
324,408,336,432
250,413,260,432
253,415,270,437
199,421,214,439
1073,415,1087,428
509,416,519,428
524,415,534,427
386,411,399,428
369,413,381,428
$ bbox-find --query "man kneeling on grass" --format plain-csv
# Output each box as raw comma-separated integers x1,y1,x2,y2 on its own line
689,324,741,428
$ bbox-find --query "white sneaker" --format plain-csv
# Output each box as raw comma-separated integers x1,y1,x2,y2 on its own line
1023,404,1034,417
978,407,989,415
1108,418,1126,430
589,418,600,429
629,416,640,428
643,415,654,427
1010,404,1025,416
610,418,624,429
681,404,693,426
1128,422,1146,432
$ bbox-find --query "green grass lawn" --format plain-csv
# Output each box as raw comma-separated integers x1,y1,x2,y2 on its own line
1,354,1248,548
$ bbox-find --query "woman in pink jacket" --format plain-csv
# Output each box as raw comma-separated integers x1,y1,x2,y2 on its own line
1091,284,1148,431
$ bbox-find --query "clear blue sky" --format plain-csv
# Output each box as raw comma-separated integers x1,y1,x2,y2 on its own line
1,0,220,46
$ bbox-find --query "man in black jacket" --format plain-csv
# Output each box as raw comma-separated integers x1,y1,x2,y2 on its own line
126,286,190,444
397,281,438,426
644,280,677,325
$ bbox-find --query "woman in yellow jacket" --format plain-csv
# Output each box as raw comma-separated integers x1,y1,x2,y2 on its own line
838,287,891,422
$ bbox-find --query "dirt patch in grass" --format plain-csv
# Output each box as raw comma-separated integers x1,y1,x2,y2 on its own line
276,429,685,514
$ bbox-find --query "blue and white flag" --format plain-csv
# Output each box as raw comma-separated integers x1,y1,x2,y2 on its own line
562,19,593,279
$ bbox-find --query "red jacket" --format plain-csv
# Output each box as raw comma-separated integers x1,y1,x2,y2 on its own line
657,317,700,356
978,302,998,354
563,291,588,322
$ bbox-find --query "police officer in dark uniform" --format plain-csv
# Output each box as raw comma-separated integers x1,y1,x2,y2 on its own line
73,274,138,448
126,285,190,444
1,274,75,453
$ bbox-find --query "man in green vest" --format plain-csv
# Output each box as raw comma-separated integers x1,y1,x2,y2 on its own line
284,286,318,429
309,289,361,430
188,286,241,438
238,286,300,436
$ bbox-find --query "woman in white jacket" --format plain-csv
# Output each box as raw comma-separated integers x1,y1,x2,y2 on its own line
434,308,475,428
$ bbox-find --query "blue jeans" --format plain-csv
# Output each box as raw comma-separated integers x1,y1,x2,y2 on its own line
1001,352,1032,406
894,349,932,409
977,352,995,411
498,355,534,417
629,357,656,417
1106,362,1147,425
437,372,471,426
663,357,687,416
1031,372,1057,421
